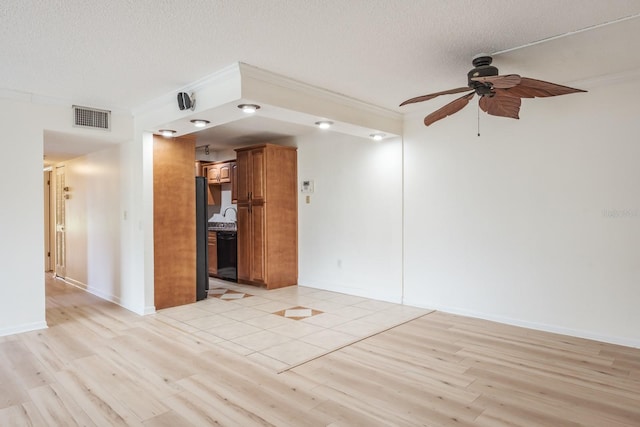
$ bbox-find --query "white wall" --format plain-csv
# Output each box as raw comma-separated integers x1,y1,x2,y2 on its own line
60,146,123,303
297,131,404,302
3,65,638,350
403,77,640,347
0,99,47,335
0,95,132,335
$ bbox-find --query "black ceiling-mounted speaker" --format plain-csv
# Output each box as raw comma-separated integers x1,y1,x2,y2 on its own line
177,92,195,110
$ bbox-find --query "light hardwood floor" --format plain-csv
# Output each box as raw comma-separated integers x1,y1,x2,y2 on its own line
1,274,639,426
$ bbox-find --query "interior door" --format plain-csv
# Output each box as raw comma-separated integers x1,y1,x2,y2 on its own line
55,165,66,278
43,170,52,272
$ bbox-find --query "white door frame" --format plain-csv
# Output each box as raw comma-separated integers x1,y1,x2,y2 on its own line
54,165,67,278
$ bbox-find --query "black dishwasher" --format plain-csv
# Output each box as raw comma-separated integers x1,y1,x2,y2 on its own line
216,230,237,281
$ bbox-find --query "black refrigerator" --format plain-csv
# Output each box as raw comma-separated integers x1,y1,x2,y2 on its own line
195,176,209,301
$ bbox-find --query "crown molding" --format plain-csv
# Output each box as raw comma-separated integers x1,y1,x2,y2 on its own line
238,63,402,121
131,62,241,116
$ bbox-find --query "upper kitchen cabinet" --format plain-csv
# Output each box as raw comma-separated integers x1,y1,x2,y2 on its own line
218,162,231,183
235,144,297,290
207,161,232,184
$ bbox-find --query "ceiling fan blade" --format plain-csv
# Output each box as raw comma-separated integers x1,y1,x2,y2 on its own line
501,77,587,98
424,92,475,126
471,74,521,89
400,87,472,106
478,93,521,119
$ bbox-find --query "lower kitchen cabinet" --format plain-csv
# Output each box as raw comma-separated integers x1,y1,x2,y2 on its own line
208,231,217,275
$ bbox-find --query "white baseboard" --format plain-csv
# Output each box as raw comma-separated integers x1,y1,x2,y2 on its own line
301,281,402,304
0,320,48,337
143,305,156,315
410,301,640,349
57,277,153,317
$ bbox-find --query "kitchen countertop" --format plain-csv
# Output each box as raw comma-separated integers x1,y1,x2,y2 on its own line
208,221,237,231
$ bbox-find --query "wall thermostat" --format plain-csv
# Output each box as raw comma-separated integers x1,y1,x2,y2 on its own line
301,180,314,194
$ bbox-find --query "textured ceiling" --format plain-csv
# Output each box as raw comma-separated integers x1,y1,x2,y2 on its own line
2,0,640,115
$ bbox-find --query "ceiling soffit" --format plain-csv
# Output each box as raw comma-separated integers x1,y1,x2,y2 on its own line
146,62,403,143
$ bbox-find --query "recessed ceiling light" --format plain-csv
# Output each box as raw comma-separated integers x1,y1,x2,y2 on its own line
237,104,261,113
159,129,176,137
315,120,333,129
190,119,210,128
370,133,386,141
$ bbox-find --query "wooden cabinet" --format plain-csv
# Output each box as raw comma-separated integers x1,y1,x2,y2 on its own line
235,144,297,289
231,162,238,203
207,165,220,183
219,162,231,183
200,160,235,205
208,231,217,276
207,162,231,184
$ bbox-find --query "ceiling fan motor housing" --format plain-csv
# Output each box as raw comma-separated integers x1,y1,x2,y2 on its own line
468,55,498,95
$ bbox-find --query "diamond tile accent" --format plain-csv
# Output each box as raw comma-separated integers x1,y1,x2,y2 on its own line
220,293,246,300
285,308,312,318
210,289,253,300
273,305,322,320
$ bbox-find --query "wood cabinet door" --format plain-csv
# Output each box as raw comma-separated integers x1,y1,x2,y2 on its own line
207,232,217,275
249,203,266,284
236,204,251,282
218,162,231,183
208,165,220,183
250,148,265,202
231,162,238,203
235,150,250,203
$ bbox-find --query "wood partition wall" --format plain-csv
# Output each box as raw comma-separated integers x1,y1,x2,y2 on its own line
153,134,196,309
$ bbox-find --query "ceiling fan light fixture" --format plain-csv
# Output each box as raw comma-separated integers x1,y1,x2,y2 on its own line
238,104,260,114
190,119,210,128
399,54,586,127
370,133,385,141
315,120,333,129
159,129,176,137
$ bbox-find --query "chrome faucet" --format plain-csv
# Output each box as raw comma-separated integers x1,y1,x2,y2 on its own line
223,206,237,220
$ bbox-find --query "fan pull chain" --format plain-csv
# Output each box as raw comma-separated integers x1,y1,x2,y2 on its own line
477,102,481,137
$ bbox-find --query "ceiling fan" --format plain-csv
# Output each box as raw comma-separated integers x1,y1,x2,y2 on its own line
400,54,587,126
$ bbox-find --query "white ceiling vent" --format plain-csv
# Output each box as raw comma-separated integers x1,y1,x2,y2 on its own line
72,105,111,131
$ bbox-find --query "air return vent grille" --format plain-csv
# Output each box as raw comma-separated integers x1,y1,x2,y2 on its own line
72,105,111,131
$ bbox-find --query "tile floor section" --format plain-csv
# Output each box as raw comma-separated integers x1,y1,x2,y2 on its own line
154,279,432,372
